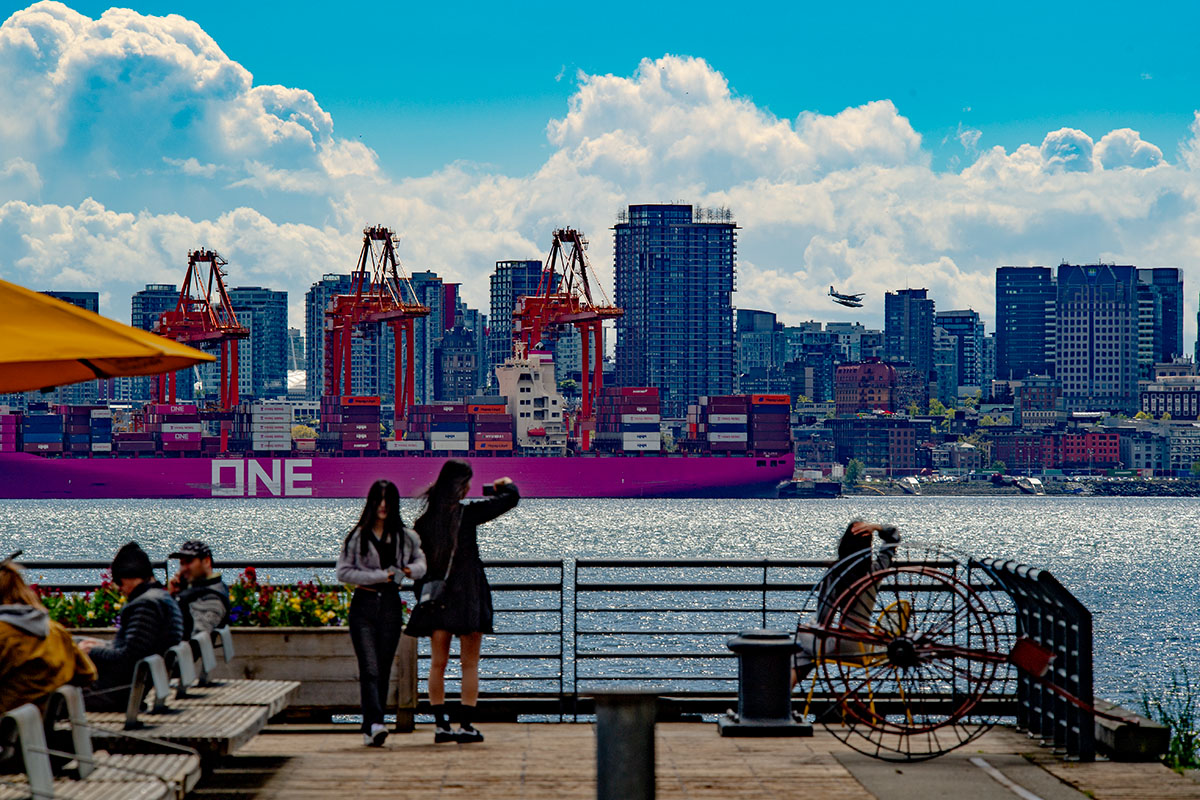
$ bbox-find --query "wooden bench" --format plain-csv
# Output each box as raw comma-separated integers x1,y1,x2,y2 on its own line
1,702,174,800
85,657,267,763
167,631,299,718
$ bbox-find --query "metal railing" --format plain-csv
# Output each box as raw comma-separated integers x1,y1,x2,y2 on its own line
978,558,1095,761
26,557,1030,722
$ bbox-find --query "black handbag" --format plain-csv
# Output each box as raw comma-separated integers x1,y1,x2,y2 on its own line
415,528,458,610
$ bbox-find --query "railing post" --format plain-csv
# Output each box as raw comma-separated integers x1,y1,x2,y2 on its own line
394,634,418,733
595,692,656,800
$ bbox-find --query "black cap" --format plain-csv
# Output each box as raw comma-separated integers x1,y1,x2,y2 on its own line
111,541,153,581
170,540,212,560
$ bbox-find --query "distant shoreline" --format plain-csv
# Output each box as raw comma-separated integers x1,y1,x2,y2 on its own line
841,480,1200,497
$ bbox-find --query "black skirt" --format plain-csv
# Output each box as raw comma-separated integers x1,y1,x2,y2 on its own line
407,559,494,637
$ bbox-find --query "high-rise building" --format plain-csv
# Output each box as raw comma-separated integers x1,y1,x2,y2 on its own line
131,284,184,401
488,260,543,381
433,326,479,401
933,309,984,389
287,328,305,372
43,291,99,313
884,289,935,377
995,266,1056,380
1137,268,1185,371
614,203,736,416
931,327,959,406
305,274,352,399
736,309,784,383
228,286,288,400
980,332,997,392
1056,264,1140,412
409,271,448,404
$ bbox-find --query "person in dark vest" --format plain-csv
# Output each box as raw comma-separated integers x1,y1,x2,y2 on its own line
78,542,184,711
167,540,230,637
406,459,518,744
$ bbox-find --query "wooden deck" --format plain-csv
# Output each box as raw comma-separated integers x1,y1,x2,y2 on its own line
193,723,1200,800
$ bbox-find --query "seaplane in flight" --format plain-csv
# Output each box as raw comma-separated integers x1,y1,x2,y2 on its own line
828,286,865,308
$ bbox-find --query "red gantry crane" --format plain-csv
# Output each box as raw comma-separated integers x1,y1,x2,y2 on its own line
513,228,622,449
153,249,249,410
324,226,429,422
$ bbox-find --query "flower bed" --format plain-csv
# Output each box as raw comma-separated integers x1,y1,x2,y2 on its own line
36,567,383,628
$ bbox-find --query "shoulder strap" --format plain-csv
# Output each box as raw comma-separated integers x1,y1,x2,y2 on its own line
442,510,460,581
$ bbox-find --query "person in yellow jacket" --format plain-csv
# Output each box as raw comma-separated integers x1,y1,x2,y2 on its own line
0,551,97,713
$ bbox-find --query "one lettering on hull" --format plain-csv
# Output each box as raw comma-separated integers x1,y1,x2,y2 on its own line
212,459,313,497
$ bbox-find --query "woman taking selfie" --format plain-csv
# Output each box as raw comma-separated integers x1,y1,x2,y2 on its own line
407,459,518,743
337,479,427,747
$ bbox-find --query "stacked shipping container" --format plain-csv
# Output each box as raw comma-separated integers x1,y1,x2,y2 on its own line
683,394,794,453
470,399,514,453
407,404,469,453
88,408,113,453
22,411,64,454
321,396,381,453
235,404,291,451
748,394,791,451
144,403,202,454
593,387,661,452
0,412,18,453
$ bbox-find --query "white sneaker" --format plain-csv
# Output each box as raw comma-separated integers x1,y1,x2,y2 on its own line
370,723,389,747
362,733,373,746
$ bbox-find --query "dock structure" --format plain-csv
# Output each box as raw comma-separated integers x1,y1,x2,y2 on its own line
197,723,1200,799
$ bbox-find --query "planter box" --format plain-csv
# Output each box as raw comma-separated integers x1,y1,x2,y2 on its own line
72,626,417,723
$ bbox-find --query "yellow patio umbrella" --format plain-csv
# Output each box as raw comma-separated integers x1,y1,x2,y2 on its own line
0,278,215,393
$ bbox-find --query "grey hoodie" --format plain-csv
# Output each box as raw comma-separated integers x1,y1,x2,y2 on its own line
0,604,50,638
336,526,427,587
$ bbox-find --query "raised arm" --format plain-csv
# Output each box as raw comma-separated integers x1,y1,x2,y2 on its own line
464,481,519,526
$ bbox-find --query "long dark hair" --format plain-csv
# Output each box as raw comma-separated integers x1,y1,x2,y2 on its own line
818,521,874,623
415,459,472,569
344,479,405,557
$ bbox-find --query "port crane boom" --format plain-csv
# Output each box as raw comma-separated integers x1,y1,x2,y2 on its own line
324,226,430,423
512,228,623,449
153,249,249,410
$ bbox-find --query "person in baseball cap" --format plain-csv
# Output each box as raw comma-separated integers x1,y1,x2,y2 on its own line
167,540,230,637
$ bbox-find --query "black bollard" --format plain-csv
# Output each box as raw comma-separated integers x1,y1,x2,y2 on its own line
595,692,656,800
718,629,812,737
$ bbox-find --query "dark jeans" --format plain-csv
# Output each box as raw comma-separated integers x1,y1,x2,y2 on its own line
348,587,404,732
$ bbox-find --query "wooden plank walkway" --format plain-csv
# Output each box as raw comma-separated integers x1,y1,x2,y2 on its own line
193,724,1200,800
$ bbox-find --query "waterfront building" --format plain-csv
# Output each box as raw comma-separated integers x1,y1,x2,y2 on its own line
884,288,934,377
824,416,933,474
488,260,543,382
934,309,984,389
995,266,1056,380
931,441,984,472
1055,264,1140,413
892,363,929,412
787,344,837,402
1141,376,1200,420
44,291,99,313
454,302,490,395
1118,425,1168,474
228,286,288,400
1013,375,1061,428
980,332,997,393
834,360,896,415
287,328,304,371
1153,357,1197,380
1166,423,1200,473
614,203,736,417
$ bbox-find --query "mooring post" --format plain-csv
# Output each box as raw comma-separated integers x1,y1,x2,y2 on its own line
718,629,812,737
595,692,657,800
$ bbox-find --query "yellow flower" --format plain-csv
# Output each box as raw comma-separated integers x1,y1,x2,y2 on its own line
86,610,95,619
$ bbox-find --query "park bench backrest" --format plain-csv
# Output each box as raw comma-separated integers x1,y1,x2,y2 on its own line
54,686,97,778
215,626,235,662
126,655,172,728
1,704,54,796
166,642,198,698
193,633,217,684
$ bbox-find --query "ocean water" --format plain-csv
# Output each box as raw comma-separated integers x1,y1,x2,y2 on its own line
2,495,1195,707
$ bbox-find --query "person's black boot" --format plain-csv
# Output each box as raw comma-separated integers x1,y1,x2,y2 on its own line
432,704,455,743
456,704,484,743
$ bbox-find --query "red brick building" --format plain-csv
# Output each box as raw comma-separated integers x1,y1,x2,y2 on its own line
834,361,897,416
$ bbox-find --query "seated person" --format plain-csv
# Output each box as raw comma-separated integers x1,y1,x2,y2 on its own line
78,542,183,711
793,521,901,687
167,540,230,637
0,552,97,713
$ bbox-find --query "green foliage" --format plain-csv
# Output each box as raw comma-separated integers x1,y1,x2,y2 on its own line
843,458,865,485
907,402,920,416
558,379,578,395
38,569,366,628
979,414,996,426
928,398,947,416
1141,666,1200,770
1161,412,1173,421
291,424,317,439
1134,411,1153,420
990,460,1007,474
1191,461,1200,478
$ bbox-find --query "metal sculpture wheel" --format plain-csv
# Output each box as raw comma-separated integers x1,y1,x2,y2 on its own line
795,540,1017,762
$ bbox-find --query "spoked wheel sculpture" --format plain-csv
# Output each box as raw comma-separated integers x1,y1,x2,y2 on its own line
794,540,1018,761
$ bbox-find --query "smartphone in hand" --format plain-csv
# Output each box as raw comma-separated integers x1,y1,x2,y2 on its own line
481,484,496,496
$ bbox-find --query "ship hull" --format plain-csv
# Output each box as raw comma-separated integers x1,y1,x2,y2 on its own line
0,452,794,499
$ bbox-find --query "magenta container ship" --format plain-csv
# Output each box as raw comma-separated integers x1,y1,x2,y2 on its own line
0,451,794,499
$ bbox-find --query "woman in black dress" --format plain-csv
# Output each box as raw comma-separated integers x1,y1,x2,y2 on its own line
408,459,518,743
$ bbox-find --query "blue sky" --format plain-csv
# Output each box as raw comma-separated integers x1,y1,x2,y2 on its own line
53,0,1200,177
1,0,1198,346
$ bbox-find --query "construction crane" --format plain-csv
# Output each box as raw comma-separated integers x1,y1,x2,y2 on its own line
512,228,623,449
153,249,249,410
324,226,429,422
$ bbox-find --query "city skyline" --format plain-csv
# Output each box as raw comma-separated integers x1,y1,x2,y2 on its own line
2,3,1200,348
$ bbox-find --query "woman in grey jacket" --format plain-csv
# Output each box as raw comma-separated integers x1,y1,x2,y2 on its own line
336,479,426,747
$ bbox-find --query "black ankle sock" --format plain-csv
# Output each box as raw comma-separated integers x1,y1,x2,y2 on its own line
459,704,475,728
432,704,448,729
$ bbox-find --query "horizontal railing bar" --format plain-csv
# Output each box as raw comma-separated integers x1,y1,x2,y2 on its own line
576,559,958,568
576,652,736,659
